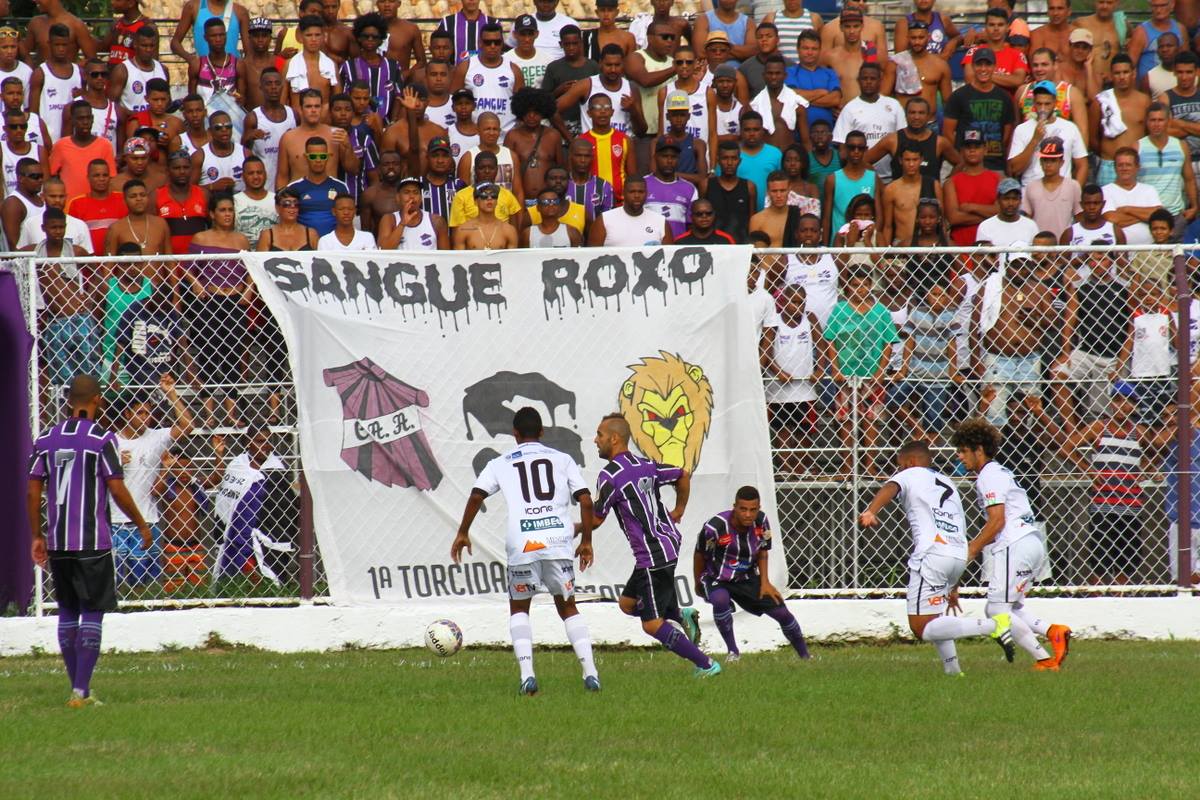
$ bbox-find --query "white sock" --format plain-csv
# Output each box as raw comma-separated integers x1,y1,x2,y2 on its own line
1012,603,1051,636
933,640,961,674
922,616,996,642
509,612,535,681
989,602,1050,660
563,614,598,679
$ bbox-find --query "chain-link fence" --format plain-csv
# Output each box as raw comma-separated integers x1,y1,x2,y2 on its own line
12,244,1198,613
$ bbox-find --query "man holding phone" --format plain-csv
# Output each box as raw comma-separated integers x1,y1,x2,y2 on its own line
1007,80,1088,187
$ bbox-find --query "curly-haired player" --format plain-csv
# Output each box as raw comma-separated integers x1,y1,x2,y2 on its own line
950,418,1072,671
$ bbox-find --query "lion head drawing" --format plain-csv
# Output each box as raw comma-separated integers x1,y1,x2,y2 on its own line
619,352,713,473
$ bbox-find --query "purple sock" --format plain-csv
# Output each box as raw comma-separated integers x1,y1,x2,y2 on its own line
708,588,739,655
75,611,104,697
766,604,810,659
652,622,712,668
57,610,80,687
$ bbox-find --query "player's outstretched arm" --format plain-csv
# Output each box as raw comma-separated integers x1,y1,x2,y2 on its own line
452,489,488,563
858,481,899,528
967,504,1005,562
576,491,594,571
669,471,691,523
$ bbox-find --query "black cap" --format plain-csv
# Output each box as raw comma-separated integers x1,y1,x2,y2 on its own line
655,136,682,153
971,46,996,64
514,14,537,32
452,88,475,102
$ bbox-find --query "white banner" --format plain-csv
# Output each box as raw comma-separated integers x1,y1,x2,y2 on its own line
244,246,781,605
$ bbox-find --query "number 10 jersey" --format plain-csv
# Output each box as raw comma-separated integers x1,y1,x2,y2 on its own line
473,442,589,565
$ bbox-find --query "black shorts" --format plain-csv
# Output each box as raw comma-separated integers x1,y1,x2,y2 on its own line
769,401,817,435
703,577,780,616
49,550,118,613
622,565,679,622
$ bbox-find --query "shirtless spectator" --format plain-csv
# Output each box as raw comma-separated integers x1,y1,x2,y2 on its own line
749,171,794,247
377,0,426,72
276,89,356,189
1076,0,1126,86
504,88,562,202
452,182,517,250
819,0,887,67
112,137,166,195
1094,56,1151,186
884,20,950,112
24,0,97,63
382,85,448,176
285,15,339,109
360,150,402,236
105,179,173,259
821,8,872,107
976,253,1059,425
880,145,941,245
1029,0,1077,66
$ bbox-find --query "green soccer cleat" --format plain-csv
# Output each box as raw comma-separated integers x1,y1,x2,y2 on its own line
694,660,722,679
680,607,702,645
518,677,539,696
990,613,1016,663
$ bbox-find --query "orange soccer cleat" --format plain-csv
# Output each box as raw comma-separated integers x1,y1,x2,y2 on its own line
1047,624,1072,667
1033,658,1059,672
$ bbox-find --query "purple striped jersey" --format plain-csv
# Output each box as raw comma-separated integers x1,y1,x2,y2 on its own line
567,176,614,220
341,121,380,203
27,417,123,551
337,56,402,120
595,452,683,568
696,510,772,582
422,176,465,219
438,12,493,64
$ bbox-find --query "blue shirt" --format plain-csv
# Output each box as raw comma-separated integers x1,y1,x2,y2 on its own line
288,176,350,236
719,144,782,211
784,64,840,129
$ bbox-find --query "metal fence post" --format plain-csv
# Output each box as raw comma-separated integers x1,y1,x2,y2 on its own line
299,475,315,600
1174,253,1193,590
850,377,860,591
24,256,45,618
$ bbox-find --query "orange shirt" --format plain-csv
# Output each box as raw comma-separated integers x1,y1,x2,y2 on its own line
49,137,117,204
580,128,629,203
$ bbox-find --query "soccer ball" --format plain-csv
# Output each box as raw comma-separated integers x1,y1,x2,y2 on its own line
424,619,463,657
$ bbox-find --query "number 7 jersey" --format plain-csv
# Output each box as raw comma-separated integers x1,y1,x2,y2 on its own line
889,466,968,568
473,443,589,565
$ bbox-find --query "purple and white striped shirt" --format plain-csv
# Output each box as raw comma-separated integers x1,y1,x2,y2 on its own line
696,510,772,583
596,451,683,569
438,12,493,64
567,176,614,220
28,417,124,551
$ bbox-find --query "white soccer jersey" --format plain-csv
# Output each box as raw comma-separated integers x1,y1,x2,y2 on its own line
973,461,1041,548
890,466,968,568
473,442,587,565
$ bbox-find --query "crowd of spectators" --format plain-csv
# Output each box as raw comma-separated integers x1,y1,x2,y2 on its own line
12,0,1200,587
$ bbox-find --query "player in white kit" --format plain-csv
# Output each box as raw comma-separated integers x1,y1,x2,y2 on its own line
452,407,600,695
860,441,1014,675
950,420,1073,671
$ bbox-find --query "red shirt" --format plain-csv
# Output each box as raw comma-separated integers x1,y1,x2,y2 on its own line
580,128,630,203
49,138,117,203
949,169,1002,246
155,184,209,255
962,45,1030,94
66,193,129,254
109,17,151,65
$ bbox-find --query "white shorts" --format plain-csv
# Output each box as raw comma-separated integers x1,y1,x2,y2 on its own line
983,534,1049,605
907,553,967,616
507,559,576,600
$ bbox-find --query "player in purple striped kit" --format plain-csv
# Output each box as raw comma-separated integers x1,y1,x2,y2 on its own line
586,414,720,677
694,486,810,661
27,375,152,708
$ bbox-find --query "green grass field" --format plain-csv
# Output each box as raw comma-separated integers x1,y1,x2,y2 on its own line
2,640,1197,799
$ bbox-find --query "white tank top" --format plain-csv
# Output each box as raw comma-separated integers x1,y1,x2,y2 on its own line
601,206,667,246
198,142,247,192
466,145,515,191
715,98,743,138
10,191,44,246
448,124,480,165
394,210,438,250
465,58,517,130
249,106,297,191
530,222,572,248
580,76,633,135
0,62,32,106
955,271,981,370
176,131,207,159
119,58,168,113
426,98,456,129
89,100,119,149
1069,220,1119,246
767,314,817,403
1,139,35,196
1131,310,1172,378
662,79,710,142
37,63,82,142
2,111,47,148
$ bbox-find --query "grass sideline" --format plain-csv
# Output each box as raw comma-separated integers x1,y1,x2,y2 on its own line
2,641,1197,799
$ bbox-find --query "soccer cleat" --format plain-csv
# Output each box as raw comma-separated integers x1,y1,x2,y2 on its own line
694,660,722,679
680,607,702,645
726,652,741,663
1033,658,1059,672
990,613,1016,663
953,672,966,679
66,691,102,709
1047,624,1072,667
518,677,539,696
583,676,601,692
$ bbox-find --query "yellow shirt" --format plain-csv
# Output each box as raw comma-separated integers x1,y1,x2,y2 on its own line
527,201,586,234
448,186,522,227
